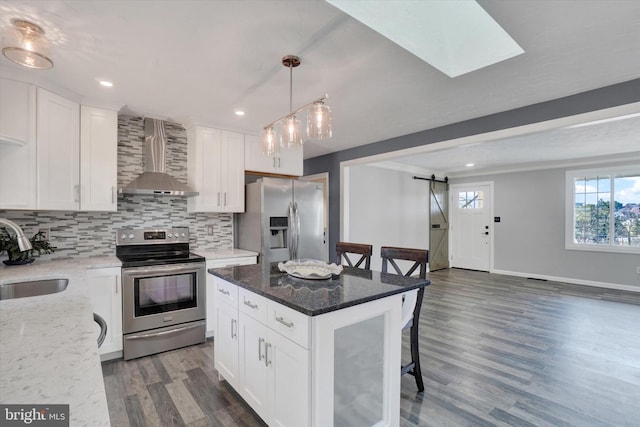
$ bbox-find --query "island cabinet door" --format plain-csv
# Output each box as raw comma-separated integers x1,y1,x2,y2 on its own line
268,330,311,427
312,294,403,427
238,313,269,421
215,302,239,389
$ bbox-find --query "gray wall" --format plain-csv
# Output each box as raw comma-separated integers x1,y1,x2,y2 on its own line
304,78,640,284
452,161,639,287
347,165,429,271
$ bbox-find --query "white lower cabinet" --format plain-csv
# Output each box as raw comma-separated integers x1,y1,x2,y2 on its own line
215,277,310,427
238,313,269,419
215,300,240,389
265,325,310,427
206,256,257,337
87,267,122,358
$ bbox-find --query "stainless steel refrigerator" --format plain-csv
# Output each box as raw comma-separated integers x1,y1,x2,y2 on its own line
236,177,325,264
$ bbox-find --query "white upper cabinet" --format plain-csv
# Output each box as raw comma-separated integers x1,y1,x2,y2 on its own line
187,125,245,213
80,106,118,211
0,78,35,145
220,130,245,211
244,134,303,176
0,78,37,209
36,87,80,210
0,78,118,212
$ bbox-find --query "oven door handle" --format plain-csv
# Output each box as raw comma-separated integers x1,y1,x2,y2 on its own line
122,264,203,276
125,323,203,340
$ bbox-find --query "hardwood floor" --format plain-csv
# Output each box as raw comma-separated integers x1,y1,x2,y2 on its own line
103,269,640,426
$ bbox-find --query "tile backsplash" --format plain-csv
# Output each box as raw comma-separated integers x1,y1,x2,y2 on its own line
0,116,232,261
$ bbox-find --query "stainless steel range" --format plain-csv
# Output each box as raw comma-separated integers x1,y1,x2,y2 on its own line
116,228,206,360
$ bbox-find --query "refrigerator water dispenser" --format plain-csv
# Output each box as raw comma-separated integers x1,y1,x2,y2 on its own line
269,217,288,249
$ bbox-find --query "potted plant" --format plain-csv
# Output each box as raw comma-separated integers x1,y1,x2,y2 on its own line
0,228,56,266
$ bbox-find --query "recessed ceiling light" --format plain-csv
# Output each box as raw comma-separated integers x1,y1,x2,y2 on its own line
99,80,113,87
234,110,245,116
465,163,475,167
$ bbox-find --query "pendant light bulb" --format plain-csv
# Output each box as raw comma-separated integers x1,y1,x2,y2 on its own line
281,115,302,148
307,100,332,140
262,127,278,156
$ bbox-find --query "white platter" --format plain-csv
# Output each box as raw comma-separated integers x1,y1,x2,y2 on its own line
278,259,343,280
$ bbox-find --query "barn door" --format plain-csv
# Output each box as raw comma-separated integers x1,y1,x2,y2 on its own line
429,180,449,271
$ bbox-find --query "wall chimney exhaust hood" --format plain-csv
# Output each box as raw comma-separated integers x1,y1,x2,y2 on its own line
120,118,198,197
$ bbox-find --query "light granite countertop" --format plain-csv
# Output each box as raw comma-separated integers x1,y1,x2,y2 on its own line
0,250,254,426
194,248,258,261
0,256,120,427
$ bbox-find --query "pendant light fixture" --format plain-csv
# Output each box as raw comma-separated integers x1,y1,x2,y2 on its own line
262,55,332,155
2,19,53,70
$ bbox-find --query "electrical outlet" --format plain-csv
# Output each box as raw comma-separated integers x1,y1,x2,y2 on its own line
39,228,50,241
207,225,214,236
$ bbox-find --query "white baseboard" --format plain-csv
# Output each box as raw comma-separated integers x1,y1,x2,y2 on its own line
491,269,640,293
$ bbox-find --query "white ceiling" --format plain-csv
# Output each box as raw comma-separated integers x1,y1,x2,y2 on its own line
376,111,640,177
1,0,639,170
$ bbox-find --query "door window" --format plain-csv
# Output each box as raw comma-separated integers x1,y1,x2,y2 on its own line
458,191,484,209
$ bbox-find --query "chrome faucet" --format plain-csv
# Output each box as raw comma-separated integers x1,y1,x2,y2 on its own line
0,218,33,252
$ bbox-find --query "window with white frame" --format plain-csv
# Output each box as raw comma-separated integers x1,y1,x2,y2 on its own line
458,191,483,209
566,166,640,253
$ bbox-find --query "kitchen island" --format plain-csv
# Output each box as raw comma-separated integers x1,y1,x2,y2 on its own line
209,263,430,427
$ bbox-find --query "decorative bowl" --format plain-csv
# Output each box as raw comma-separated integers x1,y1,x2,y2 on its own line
278,259,343,280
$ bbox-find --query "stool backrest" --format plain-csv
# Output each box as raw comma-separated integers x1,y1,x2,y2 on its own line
336,241,373,270
380,246,428,279
380,246,428,330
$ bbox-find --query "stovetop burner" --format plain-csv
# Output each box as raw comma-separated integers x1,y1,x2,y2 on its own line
116,228,205,268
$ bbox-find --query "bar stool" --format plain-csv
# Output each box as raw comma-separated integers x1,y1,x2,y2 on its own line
336,241,373,270
380,246,428,392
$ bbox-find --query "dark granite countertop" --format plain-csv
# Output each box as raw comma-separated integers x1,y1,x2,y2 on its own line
208,262,430,316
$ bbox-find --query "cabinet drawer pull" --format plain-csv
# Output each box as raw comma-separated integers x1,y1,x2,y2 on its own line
231,318,237,339
218,288,230,295
217,192,221,206
243,299,258,310
258,337,265,361
275,316,294,328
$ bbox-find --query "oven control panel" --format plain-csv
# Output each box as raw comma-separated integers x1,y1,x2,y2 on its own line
116,228,190,245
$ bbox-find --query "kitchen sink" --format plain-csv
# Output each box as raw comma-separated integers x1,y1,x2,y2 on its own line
0,278,69,300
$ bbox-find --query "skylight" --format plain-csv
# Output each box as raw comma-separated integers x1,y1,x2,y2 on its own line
327,0,524,78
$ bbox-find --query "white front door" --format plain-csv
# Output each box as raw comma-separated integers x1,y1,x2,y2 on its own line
450,183,493,271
